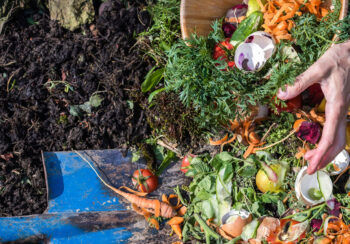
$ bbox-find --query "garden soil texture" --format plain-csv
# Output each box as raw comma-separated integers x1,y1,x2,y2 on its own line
0,0,152,216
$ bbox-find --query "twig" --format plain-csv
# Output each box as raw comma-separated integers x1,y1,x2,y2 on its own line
255,129,296,151
261,123,276,142
0,61,16,67
6,72,15,92
157,139,181,157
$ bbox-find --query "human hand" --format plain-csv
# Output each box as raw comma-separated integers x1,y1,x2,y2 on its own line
277,41,350,175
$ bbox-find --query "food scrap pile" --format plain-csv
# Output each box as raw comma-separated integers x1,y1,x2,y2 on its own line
130,0,350,242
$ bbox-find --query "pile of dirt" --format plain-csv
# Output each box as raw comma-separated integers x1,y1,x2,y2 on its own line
0,0,152,216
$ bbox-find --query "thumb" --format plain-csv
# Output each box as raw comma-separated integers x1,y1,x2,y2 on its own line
277,61,326,100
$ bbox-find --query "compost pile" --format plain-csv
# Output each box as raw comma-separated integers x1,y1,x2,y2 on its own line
0,0,152,216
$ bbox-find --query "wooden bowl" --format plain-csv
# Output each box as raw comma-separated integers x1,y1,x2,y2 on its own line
180,0,348,39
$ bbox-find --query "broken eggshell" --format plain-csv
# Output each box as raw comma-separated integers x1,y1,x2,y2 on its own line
245,31,276,60
326,149,350,176
235,32,276,72
295,167,333,206
221,209,252,238
234,43,266,72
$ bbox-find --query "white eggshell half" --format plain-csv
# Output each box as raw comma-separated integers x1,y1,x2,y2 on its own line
295,166,333,206
222,209,251,224
234,43,266,72
328,149,350,175
245,31,276,60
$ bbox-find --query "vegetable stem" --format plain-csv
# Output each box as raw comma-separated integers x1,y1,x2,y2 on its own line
194,214,220,240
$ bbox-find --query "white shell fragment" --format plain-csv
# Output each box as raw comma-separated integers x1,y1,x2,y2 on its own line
295,166,333,206
222,209,251,224
235,43,266,72
234,31,276,72
245,31,276,60
327,149,350,175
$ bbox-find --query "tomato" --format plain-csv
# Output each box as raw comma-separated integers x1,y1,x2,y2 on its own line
181,154,196,173
266,219,307,244
274,95,302,112
132,169,158,193
213,38,235,69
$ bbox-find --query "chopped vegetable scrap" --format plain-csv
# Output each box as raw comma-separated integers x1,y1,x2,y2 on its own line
295,121,321,144
261,0,329,42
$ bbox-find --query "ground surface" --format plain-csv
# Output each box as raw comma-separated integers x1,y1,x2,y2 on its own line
0,0,152,216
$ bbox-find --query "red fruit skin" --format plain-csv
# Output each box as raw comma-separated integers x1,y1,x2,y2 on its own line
275,95,302,112
213,38,235,69
131,169,158,193
181,154,196,173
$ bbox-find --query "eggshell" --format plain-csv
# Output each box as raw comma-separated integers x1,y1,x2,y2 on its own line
328,149,350,175
221,216,249,237
221,209,252,238
245,31,276,60
295,166,333,206
256,217,280,240
234,43,266,72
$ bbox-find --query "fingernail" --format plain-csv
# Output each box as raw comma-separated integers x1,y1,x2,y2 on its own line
277,88,288,99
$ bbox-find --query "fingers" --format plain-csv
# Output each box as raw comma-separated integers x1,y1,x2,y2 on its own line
306,102,347,174
278,58,329,101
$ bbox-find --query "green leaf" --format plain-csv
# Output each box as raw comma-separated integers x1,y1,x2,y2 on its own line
89,94,104,108
156,150,176,176
238,162,257,177
79,102,92,114
277,200,286,217
148,87,165,103
141,67,165,93
211,152,234,170
69,105,82,117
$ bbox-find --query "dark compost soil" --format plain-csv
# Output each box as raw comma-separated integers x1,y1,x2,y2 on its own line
0,0,152,216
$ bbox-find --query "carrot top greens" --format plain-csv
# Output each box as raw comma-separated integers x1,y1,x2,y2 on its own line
164,0,349,131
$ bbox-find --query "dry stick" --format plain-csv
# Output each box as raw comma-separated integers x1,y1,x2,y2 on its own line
334,165,350,184
157,139,181,157
74,150,176,218
6,72,15,92
261,122,277,142
254,129,297,151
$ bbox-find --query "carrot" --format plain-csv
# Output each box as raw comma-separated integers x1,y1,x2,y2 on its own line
154,199,161,217
162,194,169,204
293,119,306,131
120,186,148,197
229,120,240,131
223,134,237,145
178,206,187,216
75,150,176,218
248,132,260,145
171,224,183,240
168,217,184,225
113,187,175,218
209,134,228,145
243,144,255,159
149,218,160,230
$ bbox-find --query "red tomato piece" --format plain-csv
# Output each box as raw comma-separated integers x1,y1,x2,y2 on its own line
213,38,235,69
131,169,158,193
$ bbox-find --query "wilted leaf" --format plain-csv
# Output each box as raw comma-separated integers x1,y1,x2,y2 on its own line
69,105,82,117
89,94,103,108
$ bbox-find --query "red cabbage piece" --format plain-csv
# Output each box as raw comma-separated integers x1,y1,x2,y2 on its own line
223,4,248,37
311,219,322,231
296,121,321,144
327,198,341,217
222,23,236,38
